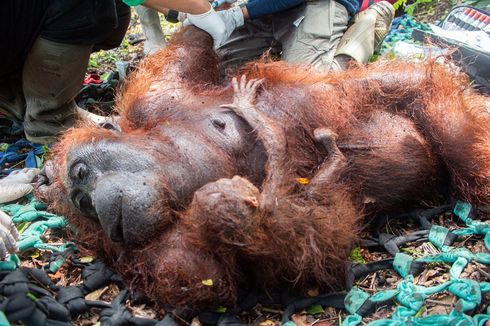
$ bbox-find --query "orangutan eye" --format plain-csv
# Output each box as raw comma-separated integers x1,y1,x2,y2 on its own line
212,118,226,130
70,162,89,182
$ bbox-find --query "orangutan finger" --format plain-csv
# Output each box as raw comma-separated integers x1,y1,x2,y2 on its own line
0,225,17,256
232,77,239,93
251,78,264,92
240,75,247,90
220,104,238,110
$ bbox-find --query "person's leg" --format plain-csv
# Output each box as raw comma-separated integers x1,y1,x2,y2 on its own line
217,17,280,77
279,0,349,72
0,75,24,121
333,1,394,68
135,6,166,55
93,1,132,51
22,37,92,144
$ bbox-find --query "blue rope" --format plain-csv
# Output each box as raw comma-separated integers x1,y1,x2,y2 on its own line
0,139,46,170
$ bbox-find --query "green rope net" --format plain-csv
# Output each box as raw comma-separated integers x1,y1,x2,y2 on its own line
341,202,490,326
0,195,69,272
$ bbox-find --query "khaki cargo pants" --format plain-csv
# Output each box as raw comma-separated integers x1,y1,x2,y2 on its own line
218,0,350,73
279,0,349,71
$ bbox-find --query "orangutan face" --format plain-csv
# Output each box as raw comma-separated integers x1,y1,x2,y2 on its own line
64,140,166,244
48,108,262,247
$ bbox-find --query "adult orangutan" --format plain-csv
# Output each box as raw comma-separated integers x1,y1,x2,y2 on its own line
35,26,490,309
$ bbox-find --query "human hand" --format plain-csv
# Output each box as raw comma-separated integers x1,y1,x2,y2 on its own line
0,168,40,204
215,6,244,46
0,210,18,259
185,6,225,48
185,5,243,48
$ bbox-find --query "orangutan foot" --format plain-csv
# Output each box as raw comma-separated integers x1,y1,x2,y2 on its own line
314,128,340,153
307,128,347,195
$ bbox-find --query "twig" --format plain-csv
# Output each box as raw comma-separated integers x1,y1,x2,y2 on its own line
259,307,283,314
475,265,490,280
425,299,453,307
370,272,377,291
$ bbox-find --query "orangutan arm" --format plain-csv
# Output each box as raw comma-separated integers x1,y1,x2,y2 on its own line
117,26,220,124
221,76,289,210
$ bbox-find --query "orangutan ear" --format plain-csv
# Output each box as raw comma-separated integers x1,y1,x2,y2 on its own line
98,121,121,133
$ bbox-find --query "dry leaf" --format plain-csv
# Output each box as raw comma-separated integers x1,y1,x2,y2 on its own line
296,178,309,185
291,314,310,326
201,279,213,286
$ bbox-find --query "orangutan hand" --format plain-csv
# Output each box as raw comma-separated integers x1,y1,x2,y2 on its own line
0,210,18,259
232,75,263,110
33,161,57,204
221,75,265,130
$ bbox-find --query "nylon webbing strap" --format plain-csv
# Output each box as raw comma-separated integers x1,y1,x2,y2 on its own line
339,202,490,325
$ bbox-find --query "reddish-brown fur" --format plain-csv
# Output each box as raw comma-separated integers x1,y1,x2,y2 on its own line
37,27,490,309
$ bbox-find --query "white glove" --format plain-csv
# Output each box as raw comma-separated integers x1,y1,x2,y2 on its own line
0,210,18,259
211,0,238,8
215,6,245,45
178,12,188,22
0,168,40,204
186,7,228,49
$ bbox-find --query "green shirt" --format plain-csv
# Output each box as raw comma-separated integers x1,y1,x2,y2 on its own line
122,0,144,6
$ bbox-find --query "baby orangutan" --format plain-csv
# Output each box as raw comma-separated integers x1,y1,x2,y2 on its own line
184,76,359,292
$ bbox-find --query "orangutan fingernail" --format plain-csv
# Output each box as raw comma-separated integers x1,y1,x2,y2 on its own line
244,196,259,208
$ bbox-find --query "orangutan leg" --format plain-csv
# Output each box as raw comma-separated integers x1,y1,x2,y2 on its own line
307,128,347,197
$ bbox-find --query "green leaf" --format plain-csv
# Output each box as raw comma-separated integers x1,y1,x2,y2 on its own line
16,221,31,234
88,57,99,69
405,0,433,16
101,72,111,82
307,304,324,315
349,247,366,264
80,256,94,263
393,0,407,10
215,306,227,313
27,292,38,301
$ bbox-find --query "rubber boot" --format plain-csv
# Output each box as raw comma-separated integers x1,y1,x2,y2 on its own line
0,76,25,138
22,37,93,144
334,1,395,65
0,76,24,121
135,6,166,55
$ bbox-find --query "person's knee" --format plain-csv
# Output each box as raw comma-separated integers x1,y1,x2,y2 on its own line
94,3,131,51
280,0,349,70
